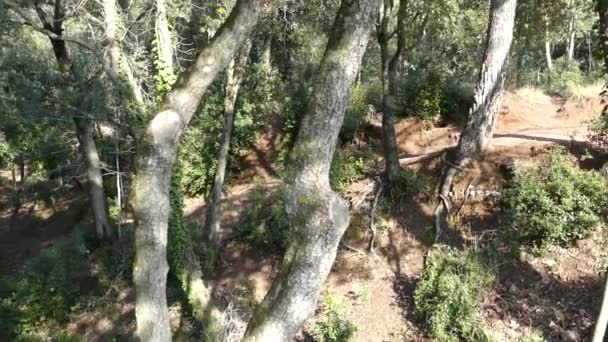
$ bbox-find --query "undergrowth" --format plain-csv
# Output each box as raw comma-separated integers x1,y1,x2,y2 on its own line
414,246,495,342
0,228,134,341
235,182,289,251
312,295,357,342
501,150,608,252
330,148,367,193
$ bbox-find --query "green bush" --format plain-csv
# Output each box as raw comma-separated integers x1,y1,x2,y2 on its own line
330,149,366,193
342,84,372,141
313,295,357,342
235,183,289,250
543,58,585,91
414,247,494,342
400,69,445,120
502,150,608,250
398,70,473,122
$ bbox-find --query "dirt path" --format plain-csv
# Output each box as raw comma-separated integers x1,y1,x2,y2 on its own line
395,87,601,161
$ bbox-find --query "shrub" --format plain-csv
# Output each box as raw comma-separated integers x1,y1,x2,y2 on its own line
414,247,494,342
501,150,608,250
313,295,357,342
341,84,373,141
543,58,585,91
399,70,474,122
235,183,289,251
400,69,445,120
330,149,366,193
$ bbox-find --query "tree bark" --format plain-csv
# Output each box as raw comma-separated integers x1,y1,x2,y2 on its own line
566,5,576,61
155,0,173,71
544,15,553,71
241,0,378,341
34,0,113,240
598,0,608,72
74,117,113,239
377,0,404,185
593,273,608,342
205,41,251,245
435,0,517,238
102,0,145,107
261,35,272,67
131,1,267,341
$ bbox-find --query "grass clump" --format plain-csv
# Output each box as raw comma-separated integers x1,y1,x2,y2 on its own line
414,247,495,342
501,150,608,251
313,295,357,342
235,183,289,251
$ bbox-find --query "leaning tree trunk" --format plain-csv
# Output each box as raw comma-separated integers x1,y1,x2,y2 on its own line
435,0,517,238
131,1,267,341
598,0,608,72
241,0,378,341
205,41,251,245
74,118,113,239
102,0,145,107
34,0,113,240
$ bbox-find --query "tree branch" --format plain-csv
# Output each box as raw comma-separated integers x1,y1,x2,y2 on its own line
2,0,120,83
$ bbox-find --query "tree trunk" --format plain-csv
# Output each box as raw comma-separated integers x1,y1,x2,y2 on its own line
34,0,113,240
102,0,120,72
18,158,25,184
566,9,576,61
598,0,608,72
205,41,251,245
587,35,594,72
242,0,378,340
11,162,16,188
102,0,145,107
377,0,402,185
155,0,173,71
593,273,608,342
74,117,113,240
261,35,272,67
544,15,553,71
435,0,517,238
131,1,267,341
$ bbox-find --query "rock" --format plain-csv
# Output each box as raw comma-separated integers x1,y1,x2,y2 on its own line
561,329,580,341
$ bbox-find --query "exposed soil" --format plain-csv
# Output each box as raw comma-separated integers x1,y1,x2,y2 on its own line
1,88,606,341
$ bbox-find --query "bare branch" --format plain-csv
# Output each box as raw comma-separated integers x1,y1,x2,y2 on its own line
2,0,120,83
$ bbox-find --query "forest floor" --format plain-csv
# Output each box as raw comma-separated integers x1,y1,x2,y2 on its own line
184,86,607,342
1,86,607,341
